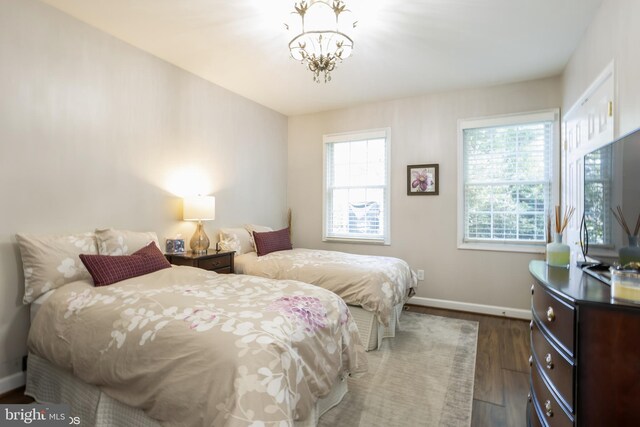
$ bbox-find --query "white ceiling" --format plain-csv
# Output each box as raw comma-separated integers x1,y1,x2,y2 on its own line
40,0,603,116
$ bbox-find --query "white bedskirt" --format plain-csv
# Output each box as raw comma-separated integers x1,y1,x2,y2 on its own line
349,302,404,351
25,353,348,427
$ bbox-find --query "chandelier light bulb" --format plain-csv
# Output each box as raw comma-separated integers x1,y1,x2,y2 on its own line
286,0,356,83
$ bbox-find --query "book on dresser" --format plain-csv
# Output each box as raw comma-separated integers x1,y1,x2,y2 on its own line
527,260,640,427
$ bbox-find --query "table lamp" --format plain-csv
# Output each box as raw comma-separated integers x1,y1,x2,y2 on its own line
183,196,215,254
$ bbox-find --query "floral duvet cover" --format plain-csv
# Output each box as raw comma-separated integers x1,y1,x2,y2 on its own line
27,266,366,427
235,249,417,326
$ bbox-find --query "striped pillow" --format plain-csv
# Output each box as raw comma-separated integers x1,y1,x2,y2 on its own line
80,242,171,286
253,228,292,256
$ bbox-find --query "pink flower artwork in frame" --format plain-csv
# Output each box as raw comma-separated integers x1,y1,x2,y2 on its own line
407,164,439,195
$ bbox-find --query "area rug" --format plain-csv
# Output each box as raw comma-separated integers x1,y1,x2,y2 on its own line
319,312,478,427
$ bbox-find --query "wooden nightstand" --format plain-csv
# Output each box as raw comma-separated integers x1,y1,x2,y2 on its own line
165,250,235,274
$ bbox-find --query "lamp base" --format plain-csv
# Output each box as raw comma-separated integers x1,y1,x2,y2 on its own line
190,221,210,254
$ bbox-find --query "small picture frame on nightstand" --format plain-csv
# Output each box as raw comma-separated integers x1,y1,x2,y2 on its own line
165,238,185,254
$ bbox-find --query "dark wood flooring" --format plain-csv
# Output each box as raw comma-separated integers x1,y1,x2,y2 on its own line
0,307,531,426
0,386,32,404
405,305,531,427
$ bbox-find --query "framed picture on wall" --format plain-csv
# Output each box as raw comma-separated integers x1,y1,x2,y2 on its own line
407,164,439,195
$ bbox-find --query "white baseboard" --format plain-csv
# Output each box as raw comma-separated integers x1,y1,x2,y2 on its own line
409,296,531,320
0,371,25,395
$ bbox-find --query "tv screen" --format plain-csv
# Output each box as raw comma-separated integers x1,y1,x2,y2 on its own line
583,127,640,268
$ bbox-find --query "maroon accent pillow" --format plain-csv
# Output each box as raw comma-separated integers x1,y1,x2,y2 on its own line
79,242,171,286
253,228,293,256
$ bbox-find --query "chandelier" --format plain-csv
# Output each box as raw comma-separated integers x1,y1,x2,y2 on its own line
286,0,356,83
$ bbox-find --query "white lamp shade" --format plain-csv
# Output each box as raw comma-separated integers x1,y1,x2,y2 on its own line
183,196,215,221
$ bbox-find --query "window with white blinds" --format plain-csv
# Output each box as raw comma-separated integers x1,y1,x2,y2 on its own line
323,129,390,244
459,110,559,250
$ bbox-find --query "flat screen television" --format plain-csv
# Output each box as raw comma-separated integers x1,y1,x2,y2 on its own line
581,127,640,284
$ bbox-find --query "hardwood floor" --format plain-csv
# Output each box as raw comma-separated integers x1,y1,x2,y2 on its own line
0,307,531,427
0,386,32,404
405,305,531,427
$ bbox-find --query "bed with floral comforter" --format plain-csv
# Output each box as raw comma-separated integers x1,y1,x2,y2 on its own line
234,249,417,327
27,266,367,426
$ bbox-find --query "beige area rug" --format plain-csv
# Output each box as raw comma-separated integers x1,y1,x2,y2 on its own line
319,312,478,427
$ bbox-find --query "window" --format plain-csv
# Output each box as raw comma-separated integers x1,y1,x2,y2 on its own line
458,110,559,252
323,128,390,244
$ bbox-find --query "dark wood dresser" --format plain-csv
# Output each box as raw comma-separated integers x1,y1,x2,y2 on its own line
528,260,640,426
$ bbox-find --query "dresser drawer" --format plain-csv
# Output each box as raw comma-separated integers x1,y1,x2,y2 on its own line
198,256,231,271
531,321,574,411
528,390,544,427
532,281,575,356
531,362,574,427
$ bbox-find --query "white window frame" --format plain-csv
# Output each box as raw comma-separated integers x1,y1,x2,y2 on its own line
323,128,391,245
457,109,560,253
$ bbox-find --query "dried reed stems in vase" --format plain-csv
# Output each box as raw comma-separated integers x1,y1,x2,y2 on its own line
611,205,640,237
553,205,575,234
547,206,574,267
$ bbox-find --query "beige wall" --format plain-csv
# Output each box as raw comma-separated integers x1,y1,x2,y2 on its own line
563,0,640,136
0,0,287,381
288,77,562,312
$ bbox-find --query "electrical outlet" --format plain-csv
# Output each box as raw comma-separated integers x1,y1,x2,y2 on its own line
417,270,424,281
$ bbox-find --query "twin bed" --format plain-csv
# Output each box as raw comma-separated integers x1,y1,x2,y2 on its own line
235,248,416,351
221,225,417,351
18,226,417,426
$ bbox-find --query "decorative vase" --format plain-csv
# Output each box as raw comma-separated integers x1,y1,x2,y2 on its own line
190,220,210,254
547,232,570,267
619,235,640,267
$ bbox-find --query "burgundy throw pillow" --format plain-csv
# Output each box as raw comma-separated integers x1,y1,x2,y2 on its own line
253,228,292,256
79,242,171,286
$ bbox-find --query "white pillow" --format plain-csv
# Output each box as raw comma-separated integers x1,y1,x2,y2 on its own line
219,227,253,255
244,224,274,250
95,228,160,255
16,232,98,304
217,234,241,253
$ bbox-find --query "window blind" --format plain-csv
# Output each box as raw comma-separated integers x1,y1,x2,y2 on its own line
323,129,390,243
463,121,553,243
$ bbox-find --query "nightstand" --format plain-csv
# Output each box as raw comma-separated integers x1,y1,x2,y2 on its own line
165,250,235,274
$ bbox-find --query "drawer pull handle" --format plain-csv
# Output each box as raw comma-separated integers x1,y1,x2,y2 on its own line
529,320,533,331
544,400,553,417
546,307,555,322
528,355,533,367
545,353,554,370
531,284,535,295
527,392,532,403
